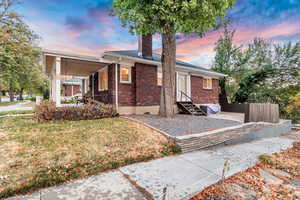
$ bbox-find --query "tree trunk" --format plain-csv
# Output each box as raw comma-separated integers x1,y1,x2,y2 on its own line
0,91,2,103
19,88,24,101
159,32,176,118
219,78,228,106
9,83,14,102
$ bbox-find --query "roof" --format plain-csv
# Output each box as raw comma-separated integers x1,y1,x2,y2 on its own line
103,50,225,77
42,49,103,63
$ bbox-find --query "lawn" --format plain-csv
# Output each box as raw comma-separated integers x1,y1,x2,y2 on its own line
0,116,179,198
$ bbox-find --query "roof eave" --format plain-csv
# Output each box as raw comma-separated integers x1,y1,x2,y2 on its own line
102,52,226,78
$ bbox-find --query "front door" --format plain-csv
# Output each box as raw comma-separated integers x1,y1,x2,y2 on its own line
177,72,190,102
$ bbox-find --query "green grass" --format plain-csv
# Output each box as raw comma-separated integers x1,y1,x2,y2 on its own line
0,116,179,198
0,110,33,116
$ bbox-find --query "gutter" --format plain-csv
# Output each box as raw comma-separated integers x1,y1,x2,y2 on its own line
102,52,227,78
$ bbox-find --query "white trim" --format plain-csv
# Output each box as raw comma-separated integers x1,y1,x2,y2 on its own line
92,73,95,99
115,63,119,111
157,68,162,86
176,72,191,102
98,67,108,91
43,49,110,63
120,65,132,84
54,57,61,106
102,52,226,78
203,77,213,90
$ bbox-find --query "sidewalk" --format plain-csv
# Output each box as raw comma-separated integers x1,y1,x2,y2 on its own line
0,101,33,112
9,132,299,200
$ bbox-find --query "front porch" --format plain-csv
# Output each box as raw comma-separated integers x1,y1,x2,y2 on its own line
42,50,112,107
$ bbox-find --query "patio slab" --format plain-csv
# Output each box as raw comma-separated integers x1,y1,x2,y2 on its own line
127,114,242,137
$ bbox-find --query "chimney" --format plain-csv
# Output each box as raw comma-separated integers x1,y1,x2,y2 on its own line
138,34,153,59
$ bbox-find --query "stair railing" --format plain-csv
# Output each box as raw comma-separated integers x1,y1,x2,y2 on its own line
180,91,207,116
180,91,193,103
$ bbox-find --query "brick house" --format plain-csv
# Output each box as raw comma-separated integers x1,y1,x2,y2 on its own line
43,35,225,114
62,78,82,97
88,35,225,114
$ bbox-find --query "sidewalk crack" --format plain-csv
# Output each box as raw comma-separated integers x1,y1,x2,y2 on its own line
118,170,154,200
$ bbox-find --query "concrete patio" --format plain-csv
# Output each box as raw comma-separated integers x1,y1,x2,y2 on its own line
126,114,242,137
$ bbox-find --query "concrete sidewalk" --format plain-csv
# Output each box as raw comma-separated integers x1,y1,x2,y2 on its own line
10,132,299,200
0,101,33,112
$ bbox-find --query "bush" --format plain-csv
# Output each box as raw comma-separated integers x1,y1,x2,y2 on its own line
35,101,118,121
285,92,300,123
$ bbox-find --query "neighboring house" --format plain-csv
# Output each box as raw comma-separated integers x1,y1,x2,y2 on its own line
42,35,225,114
62,78,82,97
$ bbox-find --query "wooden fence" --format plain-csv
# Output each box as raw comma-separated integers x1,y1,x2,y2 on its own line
245,103,279,123
221,103,279,123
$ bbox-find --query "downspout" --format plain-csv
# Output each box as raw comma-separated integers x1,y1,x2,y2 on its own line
115,63,118,112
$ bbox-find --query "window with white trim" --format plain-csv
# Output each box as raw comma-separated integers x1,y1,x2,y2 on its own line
203,77,212,89
120,65,132,83
157,68,162,86
98,68,108,91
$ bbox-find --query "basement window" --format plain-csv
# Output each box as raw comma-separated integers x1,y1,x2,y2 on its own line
203,77,212,89
120,65,132,83
98,68,108,91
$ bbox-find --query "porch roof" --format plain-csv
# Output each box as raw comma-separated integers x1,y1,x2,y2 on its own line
42,49,111,76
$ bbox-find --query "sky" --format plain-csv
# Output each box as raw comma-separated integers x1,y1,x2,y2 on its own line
15,0,300,67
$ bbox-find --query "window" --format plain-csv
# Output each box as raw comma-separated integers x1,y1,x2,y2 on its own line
203,77,212,89
120,65,131,83
157,68,162,86
98,68,108,91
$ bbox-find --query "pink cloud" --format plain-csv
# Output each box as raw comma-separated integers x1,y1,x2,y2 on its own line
176,21,300,63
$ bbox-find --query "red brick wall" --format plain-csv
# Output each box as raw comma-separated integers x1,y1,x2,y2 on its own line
135,63,161,106
90,63,219,106
93,64,115,104
191,76,219,104
118,65,136,106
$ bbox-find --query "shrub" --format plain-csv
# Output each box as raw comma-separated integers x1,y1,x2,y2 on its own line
35,101,118,121
285,92,300,123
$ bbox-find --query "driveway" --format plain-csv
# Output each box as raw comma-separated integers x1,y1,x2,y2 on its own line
9,131,300,200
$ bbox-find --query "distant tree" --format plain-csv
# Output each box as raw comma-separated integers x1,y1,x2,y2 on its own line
0,0,43,102
112,0,234,117
212,27,251,104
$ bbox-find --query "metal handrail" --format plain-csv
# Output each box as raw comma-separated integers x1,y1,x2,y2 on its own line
179,91,207,116
180,91,193,103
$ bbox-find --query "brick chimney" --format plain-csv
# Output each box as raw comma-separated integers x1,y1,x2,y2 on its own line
138,34,153,59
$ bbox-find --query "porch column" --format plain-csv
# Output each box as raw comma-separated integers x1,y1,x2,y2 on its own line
51,57,61,106
82,78,86,95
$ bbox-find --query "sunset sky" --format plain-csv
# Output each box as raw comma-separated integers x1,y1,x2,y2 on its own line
16,0,300,67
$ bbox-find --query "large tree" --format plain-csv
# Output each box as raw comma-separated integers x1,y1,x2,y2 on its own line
0,0,43,102
212,27,251,104
112,0,234,117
